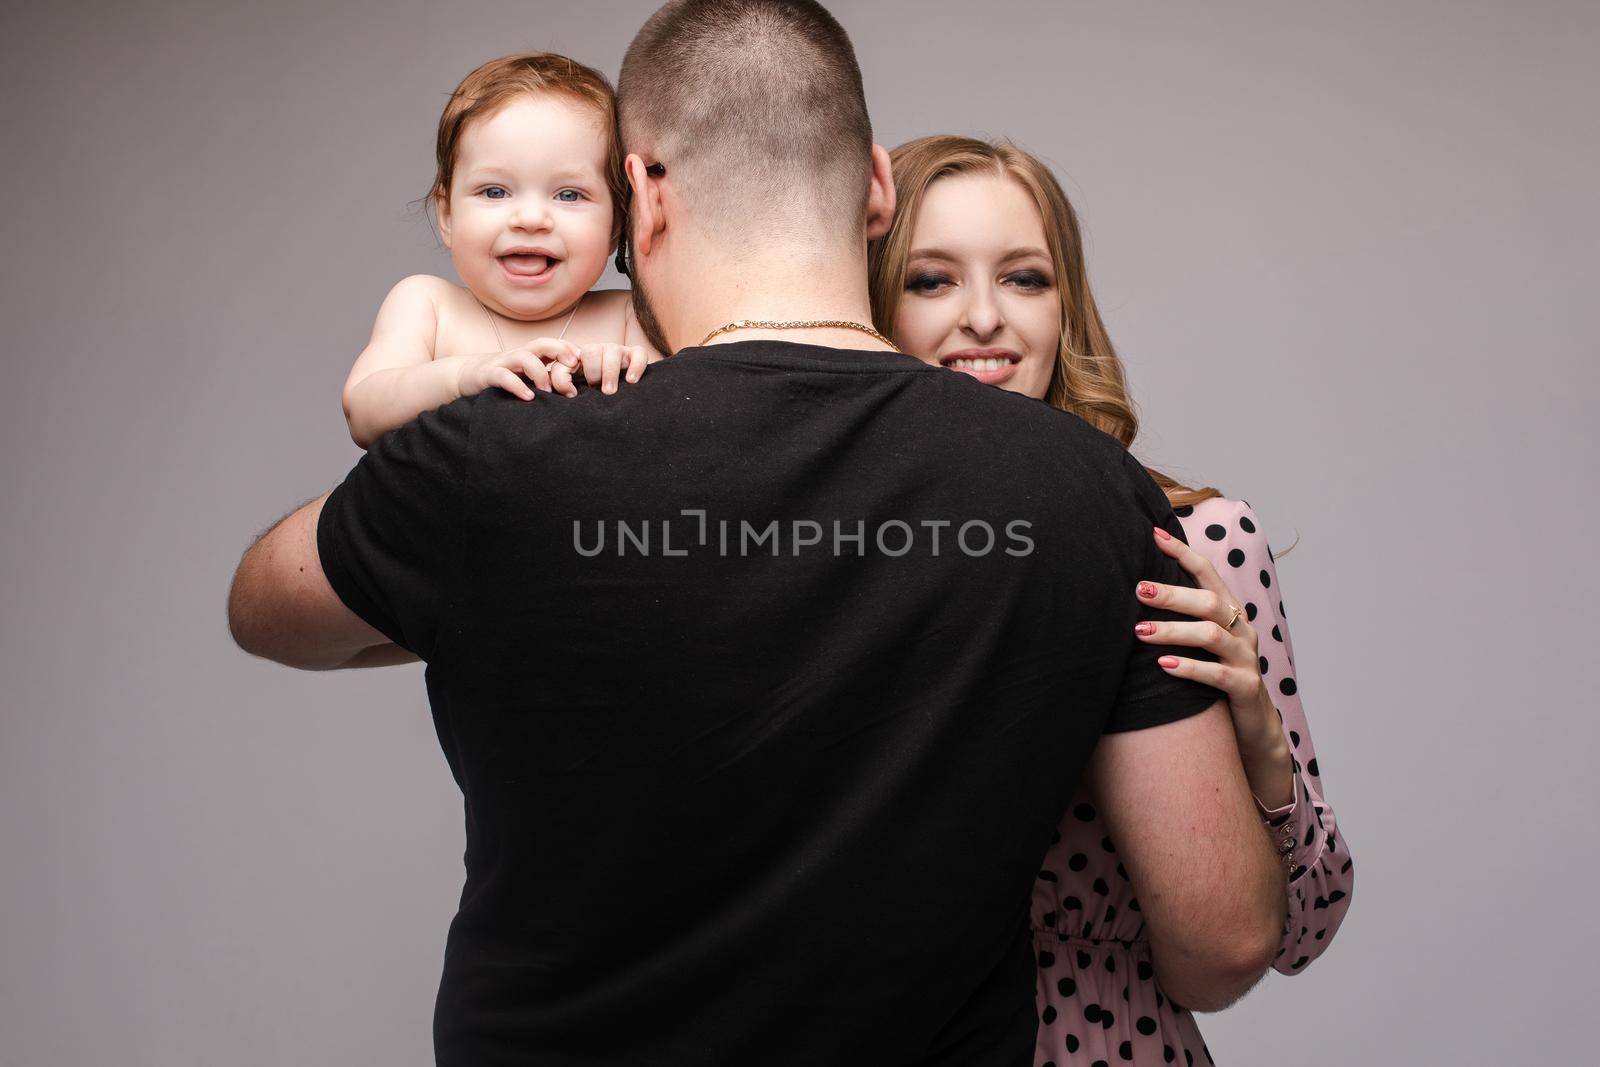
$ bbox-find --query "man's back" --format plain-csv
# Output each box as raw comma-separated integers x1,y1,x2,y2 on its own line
317,340,1217,1065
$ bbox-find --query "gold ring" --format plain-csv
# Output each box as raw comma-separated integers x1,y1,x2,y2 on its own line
1223,604,1243,630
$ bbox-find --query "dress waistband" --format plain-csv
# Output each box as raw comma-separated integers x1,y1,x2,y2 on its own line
1031,930,1151,954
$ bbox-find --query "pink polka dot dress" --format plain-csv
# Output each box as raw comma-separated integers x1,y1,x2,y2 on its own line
1032,496,1354,1066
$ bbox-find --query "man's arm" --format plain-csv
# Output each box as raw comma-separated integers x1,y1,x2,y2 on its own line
336,642,423,669
227,492,416,670
1087,698,1287,1012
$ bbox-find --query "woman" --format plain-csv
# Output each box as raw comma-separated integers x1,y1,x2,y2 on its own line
869,136,1354,1065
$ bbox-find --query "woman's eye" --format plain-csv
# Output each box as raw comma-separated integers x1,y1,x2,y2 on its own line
481,186,509,200
906,272,952,295
1007,270,1052,291
556,189,585,203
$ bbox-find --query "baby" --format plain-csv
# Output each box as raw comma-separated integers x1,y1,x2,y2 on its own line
343,53,657,449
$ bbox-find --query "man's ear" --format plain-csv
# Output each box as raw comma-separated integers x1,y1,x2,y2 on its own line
434,192,453,249
624,153,666,258
864,143,896,242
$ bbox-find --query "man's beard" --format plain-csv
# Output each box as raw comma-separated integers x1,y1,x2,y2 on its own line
630,264,674,355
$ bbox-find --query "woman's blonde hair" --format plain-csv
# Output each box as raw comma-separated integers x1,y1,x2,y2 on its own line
868,135,1220,508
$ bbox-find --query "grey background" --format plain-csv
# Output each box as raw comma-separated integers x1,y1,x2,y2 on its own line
2,0,1593,1063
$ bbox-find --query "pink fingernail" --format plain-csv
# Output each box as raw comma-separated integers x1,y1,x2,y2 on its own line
1153,527,1173,541
1158,655,1179,669
1134,622,1155,636
1138,582,1157,599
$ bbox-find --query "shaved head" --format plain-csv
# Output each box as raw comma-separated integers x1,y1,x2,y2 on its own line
619,0,874,249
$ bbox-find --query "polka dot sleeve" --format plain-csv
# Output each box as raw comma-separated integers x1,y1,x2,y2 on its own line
1179,497,1355,977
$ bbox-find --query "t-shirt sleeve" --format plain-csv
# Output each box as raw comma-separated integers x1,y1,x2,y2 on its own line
316,398,474,661
1103,452,1226,732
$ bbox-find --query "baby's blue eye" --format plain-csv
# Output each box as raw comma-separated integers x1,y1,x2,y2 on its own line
482,186,508,200
555,189,583,203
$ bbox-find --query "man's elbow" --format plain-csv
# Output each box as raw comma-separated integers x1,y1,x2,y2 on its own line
226,561,313,669
227,566,280,663
228,607,337,671
1158,926,1280,1013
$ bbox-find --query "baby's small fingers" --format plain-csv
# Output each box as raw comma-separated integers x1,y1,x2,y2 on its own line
602,344,625,395
493,367,536,401
519,337,582,368
548,362,577,399
575,345,604,386
578,344,610,392
521,358,553,393
623,345,646,384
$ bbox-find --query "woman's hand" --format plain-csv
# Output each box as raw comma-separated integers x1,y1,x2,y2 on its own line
455,338,582,401
548,342,657,398
1134,526,1295,809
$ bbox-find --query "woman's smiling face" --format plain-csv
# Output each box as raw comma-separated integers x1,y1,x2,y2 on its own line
889,171,1061,401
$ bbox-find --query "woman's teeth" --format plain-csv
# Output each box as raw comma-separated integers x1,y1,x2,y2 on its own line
948,357,1012,371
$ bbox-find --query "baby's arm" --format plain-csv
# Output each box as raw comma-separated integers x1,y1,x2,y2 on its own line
342,276,459,449
343,276,574,449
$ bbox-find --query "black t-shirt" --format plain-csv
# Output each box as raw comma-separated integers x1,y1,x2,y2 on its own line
317,341,1219,1066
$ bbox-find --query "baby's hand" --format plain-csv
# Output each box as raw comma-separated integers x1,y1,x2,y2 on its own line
456,338,582,402
548,342,658,398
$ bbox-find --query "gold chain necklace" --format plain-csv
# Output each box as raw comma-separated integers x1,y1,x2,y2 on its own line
700,318,900,351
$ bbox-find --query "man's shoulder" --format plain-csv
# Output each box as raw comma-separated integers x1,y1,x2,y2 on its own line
956,375,1105,433
929,374,1133,472
459,381,638,454
459,361,1126,472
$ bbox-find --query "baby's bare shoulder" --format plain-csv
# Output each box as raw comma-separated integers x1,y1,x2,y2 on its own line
586,288,632,306
587,288,633,319
397,274,478,310
421,277,501,355
382,273,454,301
565,289,635,345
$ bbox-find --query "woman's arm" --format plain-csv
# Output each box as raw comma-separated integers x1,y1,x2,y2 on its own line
1176,499,1355,974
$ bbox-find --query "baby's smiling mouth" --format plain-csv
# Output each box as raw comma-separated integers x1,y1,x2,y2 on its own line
499,250,560,276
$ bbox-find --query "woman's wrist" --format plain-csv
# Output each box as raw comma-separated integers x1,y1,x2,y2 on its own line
1237,704,1295,811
